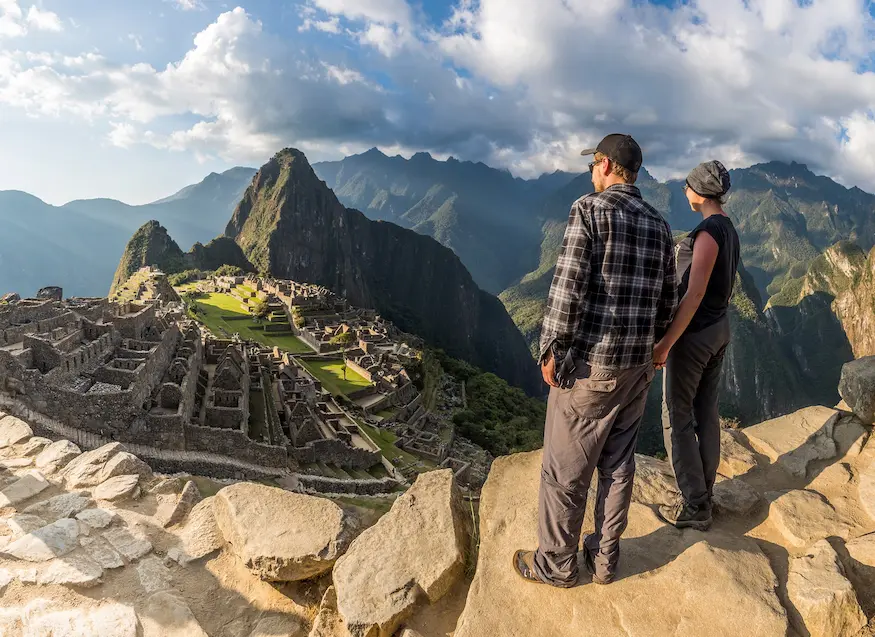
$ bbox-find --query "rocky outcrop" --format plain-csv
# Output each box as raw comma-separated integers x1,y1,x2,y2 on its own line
743,406,840,477
332,470,469,637
214,483,356,582
454,451,790,637
840,356,875,425
787,540,867,637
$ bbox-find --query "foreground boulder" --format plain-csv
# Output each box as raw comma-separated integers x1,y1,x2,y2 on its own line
743,406,840,477
453,451,789,637
0,415,32,448
332,469,469,637
214,483,355,582
787,540,867,637
839,356,875,424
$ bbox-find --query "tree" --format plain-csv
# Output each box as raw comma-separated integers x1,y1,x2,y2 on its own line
251,298,269,319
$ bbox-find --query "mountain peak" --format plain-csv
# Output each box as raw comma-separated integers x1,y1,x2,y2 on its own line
109,220,184,295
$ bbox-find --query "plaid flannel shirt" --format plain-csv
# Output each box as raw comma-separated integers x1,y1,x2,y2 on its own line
539,183,678,370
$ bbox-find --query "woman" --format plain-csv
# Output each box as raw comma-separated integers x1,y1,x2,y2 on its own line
653,160,740,531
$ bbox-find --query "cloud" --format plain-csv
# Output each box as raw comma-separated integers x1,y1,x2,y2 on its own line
3,1,875,193
172,0,203,10
26,5,62,31
0,1,62,36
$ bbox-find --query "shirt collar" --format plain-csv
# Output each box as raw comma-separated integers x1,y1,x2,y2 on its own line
604,183,642,197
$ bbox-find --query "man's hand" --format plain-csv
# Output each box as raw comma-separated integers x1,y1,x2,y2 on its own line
653,339,671,371
541,352,560,388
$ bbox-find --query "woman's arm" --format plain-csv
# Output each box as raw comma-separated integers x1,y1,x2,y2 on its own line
653,231,719,368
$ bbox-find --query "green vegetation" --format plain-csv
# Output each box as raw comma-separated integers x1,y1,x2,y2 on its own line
298,358,371,396
215,264,244,277
250,297,269,319
329,331,356,347
428,350,545,457
189,293,311,353
357,422,434,468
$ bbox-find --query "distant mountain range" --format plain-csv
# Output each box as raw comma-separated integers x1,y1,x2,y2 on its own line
4,149,875,417
0,167,255,297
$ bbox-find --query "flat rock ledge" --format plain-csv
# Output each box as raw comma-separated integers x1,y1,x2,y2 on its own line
787,540,867,637
453,451,790,637
214,483,356,582
332,469,469,637
743,406,840,477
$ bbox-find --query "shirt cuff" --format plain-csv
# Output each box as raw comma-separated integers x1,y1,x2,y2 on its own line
539,337,567,367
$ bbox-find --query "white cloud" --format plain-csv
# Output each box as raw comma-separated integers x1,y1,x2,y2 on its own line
0,1,61,36
172,0,203,10
4,0,875,193
26,5,61,31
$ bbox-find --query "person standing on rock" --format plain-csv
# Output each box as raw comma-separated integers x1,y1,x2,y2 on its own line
513,134,678,587
653,160,740,531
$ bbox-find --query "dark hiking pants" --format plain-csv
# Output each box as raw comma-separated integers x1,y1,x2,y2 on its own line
662,316,731,508
534,362,655,586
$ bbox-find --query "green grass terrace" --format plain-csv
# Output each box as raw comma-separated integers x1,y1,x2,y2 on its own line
185,292,312,354
298,359,372,397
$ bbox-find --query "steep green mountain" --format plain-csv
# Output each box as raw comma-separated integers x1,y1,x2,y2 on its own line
313,149,546,294
0,168,254,298
767,241,875,387
227,148,541,395
110,221,252,296
725,161,875,296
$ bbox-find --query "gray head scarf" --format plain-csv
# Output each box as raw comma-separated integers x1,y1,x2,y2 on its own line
687,160,731,198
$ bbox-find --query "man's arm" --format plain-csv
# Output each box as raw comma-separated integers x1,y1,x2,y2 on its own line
539,200,592,383
655,228,678,341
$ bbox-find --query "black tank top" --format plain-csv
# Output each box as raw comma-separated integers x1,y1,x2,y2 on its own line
675,215,741,333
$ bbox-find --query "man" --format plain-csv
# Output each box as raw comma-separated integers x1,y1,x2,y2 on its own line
513,134,677,587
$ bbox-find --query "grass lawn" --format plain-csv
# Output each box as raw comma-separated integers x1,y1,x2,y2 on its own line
357,422,435,469
299,359,372,397
188,293,312,354
376,409,397,419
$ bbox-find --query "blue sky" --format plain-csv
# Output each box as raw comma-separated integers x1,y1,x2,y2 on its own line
2,0,875,204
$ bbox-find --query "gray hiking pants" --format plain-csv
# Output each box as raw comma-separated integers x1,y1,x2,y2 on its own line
534,362,655,586
662,317,731,508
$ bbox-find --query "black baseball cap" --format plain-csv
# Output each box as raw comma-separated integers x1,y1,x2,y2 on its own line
581,134,643,173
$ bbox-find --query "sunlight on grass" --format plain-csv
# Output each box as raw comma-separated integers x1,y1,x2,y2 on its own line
298,358,371,396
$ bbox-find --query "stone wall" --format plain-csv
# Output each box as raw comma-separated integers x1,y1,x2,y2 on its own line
183,424,288,467
297,474,399,495
289,437,381,469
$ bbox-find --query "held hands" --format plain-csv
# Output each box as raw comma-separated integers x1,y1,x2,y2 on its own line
541,352,560,388
653,339,671,371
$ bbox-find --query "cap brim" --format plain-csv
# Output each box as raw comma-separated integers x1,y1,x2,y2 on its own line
580,148,598,156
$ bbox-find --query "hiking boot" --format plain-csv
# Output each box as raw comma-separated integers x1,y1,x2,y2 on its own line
658,500,713,531
582,546,614,585
512,550,577,588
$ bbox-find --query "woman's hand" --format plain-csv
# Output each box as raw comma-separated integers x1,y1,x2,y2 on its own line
541,352,559,388
653,339,671,370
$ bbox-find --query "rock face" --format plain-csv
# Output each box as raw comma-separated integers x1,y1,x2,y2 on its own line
743,406,840,477
0,415,32,447
631,454,679,506
1,518,81,562
0,470,49,507
453,451,790,637
61,442,124,488
767,490,850,548
93,474,141,502
718,428,759,478
333,470,469,637
787,540,867,637
34,439,81,473
168,497,224,564
841,357,875,424
214,483,355,582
